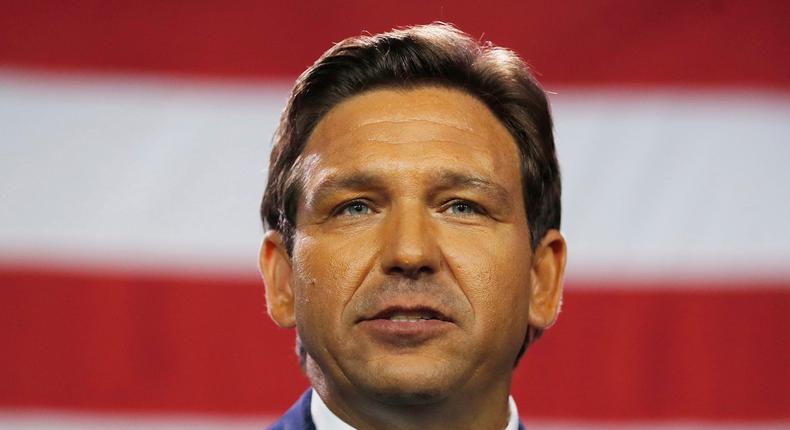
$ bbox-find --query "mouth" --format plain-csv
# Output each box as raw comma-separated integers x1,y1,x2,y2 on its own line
364,306,452,323
356,305,456,345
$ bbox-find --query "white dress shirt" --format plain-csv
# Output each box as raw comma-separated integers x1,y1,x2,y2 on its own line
311,389,520,430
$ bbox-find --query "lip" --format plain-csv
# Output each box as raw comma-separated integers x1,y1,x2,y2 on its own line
367,305,453,323
356,305,456,345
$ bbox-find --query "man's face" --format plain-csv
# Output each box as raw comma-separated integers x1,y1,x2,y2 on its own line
281,87,536,403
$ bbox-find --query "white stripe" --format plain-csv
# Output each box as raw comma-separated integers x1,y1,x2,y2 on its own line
0,71,288,276
0,410,272,429
553,89,790,282
0,411,787,430
2,71,789,282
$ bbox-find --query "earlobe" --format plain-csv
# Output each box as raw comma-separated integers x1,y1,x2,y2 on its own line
259,230,296,328
528,229,567,329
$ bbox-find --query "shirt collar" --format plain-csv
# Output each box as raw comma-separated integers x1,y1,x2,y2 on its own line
310,389,520,430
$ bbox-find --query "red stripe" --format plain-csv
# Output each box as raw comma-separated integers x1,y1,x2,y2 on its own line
0,265,306,414
513,285,790,420
2,1,789,87
1,265,788,420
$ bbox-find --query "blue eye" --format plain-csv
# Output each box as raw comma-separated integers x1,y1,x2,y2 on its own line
448,201,477,215
341,201,370,216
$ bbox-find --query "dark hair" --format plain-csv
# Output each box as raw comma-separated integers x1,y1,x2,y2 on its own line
261,23,560,362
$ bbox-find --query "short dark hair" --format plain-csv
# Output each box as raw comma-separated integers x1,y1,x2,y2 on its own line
261,22,561,362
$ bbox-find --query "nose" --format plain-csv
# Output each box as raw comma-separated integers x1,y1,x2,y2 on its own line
380,204,441,279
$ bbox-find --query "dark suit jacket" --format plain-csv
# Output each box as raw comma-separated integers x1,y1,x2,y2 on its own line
268,389,316,430
268,389,526,430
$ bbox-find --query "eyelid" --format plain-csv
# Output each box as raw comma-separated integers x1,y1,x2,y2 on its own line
441,198,488,216
331,198,376,217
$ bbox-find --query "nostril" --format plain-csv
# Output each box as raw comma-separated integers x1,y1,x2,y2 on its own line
417,265,434,275
388,266,405,275
386,264,434,279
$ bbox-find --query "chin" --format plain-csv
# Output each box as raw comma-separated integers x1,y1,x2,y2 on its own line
352,358,460,406
367,386,446,406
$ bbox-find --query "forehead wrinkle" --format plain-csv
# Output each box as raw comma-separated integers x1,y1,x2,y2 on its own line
347,138,484,146
311,87,512,146
353,118,476,134
318,118,492,146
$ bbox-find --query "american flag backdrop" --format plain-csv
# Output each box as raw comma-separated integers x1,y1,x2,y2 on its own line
1,1,789,428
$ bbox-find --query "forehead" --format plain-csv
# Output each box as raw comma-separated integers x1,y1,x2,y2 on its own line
301,86,521,190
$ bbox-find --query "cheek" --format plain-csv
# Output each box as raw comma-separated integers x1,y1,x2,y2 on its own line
290,231,375,324
442,227,532,326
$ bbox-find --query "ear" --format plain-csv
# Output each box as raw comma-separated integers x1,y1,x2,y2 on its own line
528,229,567,329
259,230,296,328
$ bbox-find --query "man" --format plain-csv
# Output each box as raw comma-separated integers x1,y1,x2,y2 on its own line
258,23,566,430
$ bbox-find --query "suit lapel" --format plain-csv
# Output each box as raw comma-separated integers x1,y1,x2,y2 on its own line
269,388,526,430
267,389,316,430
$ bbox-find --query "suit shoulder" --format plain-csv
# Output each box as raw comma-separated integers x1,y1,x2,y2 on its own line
266,389,315,430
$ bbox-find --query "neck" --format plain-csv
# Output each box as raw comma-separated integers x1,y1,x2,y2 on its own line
307,357,513,430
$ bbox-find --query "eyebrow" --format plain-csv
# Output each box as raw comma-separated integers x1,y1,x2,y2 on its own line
307,169,515,211
307,171,388,208
429,170,514,210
